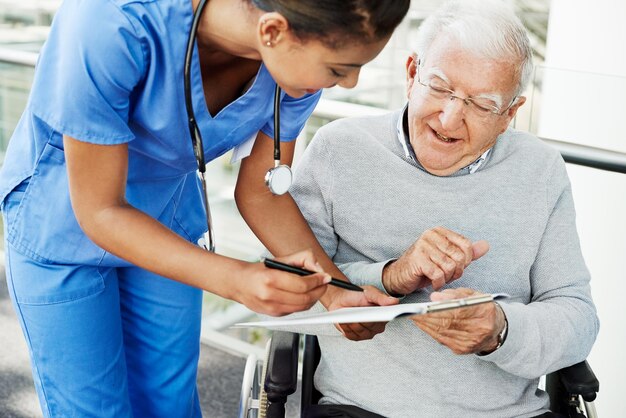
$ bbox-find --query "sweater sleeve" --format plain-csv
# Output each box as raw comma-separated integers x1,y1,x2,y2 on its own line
335,261,397,295
292,119,399,295
290,129,339,259
477,156,599,378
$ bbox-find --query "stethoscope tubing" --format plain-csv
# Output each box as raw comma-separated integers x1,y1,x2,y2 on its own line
184,0,214,251
183,1,286,253
184,0,208,174
273,83,281,162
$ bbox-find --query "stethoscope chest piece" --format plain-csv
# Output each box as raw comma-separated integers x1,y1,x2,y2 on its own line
265,164,292,195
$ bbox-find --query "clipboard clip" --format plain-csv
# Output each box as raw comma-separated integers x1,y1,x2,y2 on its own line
424,293,510,314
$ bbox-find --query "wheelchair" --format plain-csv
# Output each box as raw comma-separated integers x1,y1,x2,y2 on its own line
239,331,599,418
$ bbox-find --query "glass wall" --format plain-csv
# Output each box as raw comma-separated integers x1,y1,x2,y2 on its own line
0,61,33,162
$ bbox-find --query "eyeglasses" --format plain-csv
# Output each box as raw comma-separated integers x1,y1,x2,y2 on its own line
416,63,517,118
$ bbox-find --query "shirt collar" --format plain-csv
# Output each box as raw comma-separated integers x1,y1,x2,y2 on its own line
396,104,492,176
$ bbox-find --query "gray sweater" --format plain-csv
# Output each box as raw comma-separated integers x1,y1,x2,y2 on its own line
289,110,599,418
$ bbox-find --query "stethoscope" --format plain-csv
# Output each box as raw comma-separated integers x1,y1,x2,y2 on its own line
184,0,292,252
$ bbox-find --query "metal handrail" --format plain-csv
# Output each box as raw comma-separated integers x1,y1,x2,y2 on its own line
541,138,626,174
0,47,38,67
1,46,625,174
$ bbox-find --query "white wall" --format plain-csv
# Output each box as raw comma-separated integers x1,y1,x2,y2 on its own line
539,1,626,415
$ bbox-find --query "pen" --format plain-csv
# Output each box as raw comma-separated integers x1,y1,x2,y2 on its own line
263,258,364,292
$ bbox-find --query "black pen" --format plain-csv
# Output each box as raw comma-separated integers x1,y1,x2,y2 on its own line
263,258,364,292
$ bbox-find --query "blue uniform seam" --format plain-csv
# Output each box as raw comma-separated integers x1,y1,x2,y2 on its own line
97,249,108,267
0,170,31,205
30,108,136,145
30,0,149,146
6,233,56,265
172,216,193,242
106,0,148,80
5,127,84,265
171,196,194,241
5,246,54,417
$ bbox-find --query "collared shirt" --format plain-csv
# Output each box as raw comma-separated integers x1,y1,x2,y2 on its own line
395,104,491,176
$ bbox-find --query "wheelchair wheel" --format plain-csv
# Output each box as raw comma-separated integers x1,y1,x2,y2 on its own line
237,340,272,418
258,344,270,418
582,398,598,418
238,353,258,418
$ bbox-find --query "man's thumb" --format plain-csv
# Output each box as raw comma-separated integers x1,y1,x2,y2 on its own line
472,240,490,260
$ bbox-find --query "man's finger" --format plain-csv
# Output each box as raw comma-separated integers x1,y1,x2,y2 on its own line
339,322,385,341
434,228,474,265
431,276,446,290
429,288,476,301
363,286,399,306
472,240,490,260
427,250,458,282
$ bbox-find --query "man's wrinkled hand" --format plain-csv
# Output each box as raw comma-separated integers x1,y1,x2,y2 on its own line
383,227,489,294
410,288,506,355
326,286,399,341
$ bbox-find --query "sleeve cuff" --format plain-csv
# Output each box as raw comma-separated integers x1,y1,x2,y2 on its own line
474,302,527,365
337,259,398,295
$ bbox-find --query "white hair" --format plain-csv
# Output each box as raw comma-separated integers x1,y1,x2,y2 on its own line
413,0,534,98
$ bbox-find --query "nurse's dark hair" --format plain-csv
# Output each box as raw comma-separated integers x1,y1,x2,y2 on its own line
248,0,410,46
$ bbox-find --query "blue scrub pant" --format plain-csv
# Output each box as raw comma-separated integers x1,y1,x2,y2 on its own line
3,190,204,417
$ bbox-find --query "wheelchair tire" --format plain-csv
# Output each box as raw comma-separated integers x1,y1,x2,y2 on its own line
258,345,270,418
238,353,258,418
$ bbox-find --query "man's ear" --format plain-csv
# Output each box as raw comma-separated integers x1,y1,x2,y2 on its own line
499,96,527,133
406,54,419,99
258,12,290,46
505,96,526,118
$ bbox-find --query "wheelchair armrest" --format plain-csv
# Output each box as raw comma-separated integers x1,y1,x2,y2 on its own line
264,331,300,401
556,360,599,402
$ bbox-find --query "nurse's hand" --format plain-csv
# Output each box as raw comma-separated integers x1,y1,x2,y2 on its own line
325,286,399,341
236,250,331,316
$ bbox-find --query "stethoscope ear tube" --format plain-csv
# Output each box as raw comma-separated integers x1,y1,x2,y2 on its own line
184,1,293,253
184,0,214,252
184,0,208,173
273,84,281,162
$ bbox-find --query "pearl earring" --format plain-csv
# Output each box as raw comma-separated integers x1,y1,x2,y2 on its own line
266,41,272,47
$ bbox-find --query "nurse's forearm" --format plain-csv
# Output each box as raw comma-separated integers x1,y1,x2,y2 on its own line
236,191,346,304
62,135,245,300
78,203,331,316
81,202,249,299
235,132,347,305
63,135,329,316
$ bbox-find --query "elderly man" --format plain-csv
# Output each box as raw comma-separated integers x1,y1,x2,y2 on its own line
289,1,599,417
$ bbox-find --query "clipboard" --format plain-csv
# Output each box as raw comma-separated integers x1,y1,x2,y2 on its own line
234,293,509,329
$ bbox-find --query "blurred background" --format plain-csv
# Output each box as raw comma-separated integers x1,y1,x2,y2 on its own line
1,0,625,416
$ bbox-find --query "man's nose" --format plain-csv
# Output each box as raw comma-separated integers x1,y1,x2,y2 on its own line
439,97,466,131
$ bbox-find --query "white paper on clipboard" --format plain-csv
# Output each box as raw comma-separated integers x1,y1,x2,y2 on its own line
234,293,509,329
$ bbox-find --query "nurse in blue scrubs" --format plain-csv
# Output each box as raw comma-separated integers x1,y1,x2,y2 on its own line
0,0,409,417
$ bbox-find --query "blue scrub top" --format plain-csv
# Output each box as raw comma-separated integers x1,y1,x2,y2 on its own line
0,0,321,266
